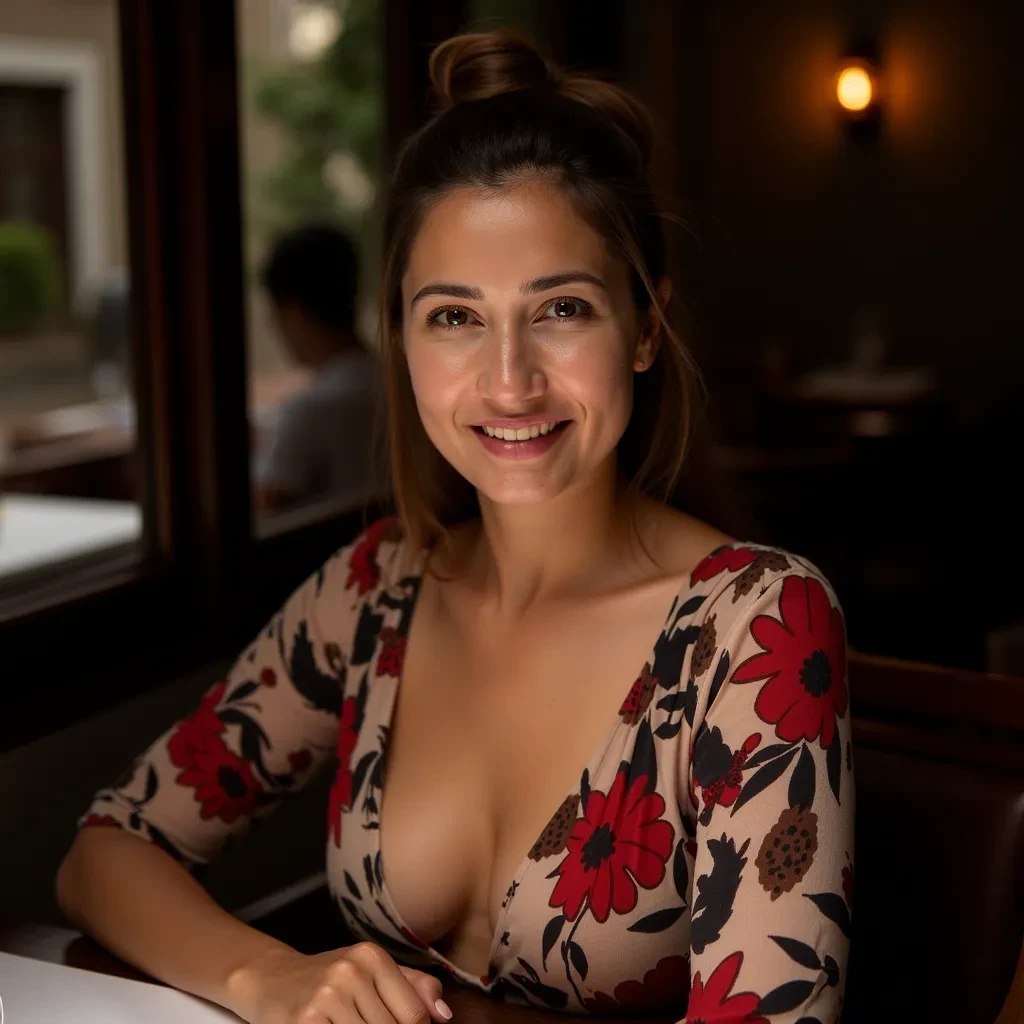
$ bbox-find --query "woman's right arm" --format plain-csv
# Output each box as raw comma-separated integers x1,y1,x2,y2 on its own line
56,522,447,1022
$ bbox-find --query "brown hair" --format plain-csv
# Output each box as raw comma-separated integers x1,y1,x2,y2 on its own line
378,29,705,550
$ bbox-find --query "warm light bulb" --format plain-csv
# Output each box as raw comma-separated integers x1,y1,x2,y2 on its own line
836,66,874,112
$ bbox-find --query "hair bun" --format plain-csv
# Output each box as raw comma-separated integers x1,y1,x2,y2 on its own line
428,30,654,167
429,29,559,109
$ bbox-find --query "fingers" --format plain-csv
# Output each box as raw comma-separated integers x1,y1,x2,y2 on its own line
346,943,432,1024
399,967,451,1022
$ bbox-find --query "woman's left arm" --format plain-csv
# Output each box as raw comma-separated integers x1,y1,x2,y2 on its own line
683,569,854,1024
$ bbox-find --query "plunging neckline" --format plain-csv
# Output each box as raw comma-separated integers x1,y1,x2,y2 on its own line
370,551,706,985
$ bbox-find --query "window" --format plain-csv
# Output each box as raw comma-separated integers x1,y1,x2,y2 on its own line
237,0,388,530
0,4,141,592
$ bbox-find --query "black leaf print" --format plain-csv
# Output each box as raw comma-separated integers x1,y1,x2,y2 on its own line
743,742,796,771
510,973,569,1010
129,810,140,830
567,941,589,981
350,751,377,808
804,892,852,937
655,720,683,740
675,594,707,621
796,1019,823,1024
364,821,380,829
226,680,260,704
823,955,840,987
354,669,370,734
517,957,540,983
826,729,842,804
788,744,816,811
691,834,749,954
757,979,816,1015
580,767,591,814
314,565,326,596
672,838,689,902
286,621,342,716
706,650,731,710
627,906,685,933
344,871,361,901
656,692,690,713
625,717,658,795
541,914,565,970
352,605,385,667
143,765,159,805
681,677,700,726
363,795,378,814
731,746,799,816
374,850,384,889
770,935,822,970
652,623,701,691
363,854,375,896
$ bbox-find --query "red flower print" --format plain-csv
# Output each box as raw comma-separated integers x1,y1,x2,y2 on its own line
260,667,277,687
548,769,674,923
694,731,761,821
83,813,121,828
690,546,759,586
289,749,313,773
327,696,360,847
686,952,766,1024
376,627,407,678
585,955,691,1012
346,517,400,596
166,679,229,783
169,729,264,823
732,576,848,749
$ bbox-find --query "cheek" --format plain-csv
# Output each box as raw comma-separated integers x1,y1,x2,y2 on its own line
552,335,635,421
404,340,471,423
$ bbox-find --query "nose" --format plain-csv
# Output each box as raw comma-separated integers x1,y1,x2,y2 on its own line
479,327,546,409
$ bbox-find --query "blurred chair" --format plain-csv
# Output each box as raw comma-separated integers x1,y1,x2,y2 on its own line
845,652,1024,1024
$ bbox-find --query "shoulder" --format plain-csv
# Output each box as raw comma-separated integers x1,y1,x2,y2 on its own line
684,542,846,708
316,516,422,603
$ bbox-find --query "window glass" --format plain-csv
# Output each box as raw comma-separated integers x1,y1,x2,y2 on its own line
0,0,141,595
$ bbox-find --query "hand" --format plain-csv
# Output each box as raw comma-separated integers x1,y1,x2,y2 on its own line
228,942,453,1024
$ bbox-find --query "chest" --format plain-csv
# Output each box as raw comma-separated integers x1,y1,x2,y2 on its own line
376,579,680,970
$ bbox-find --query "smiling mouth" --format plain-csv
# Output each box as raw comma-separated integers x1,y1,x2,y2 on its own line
472,420,569,442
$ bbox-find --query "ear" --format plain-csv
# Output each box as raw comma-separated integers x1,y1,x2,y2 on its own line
634,277,673,372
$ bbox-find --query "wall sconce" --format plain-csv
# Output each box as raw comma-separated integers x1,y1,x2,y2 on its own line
835,50,882,142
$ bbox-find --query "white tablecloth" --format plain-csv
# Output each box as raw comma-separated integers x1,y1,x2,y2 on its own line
0,493,142,578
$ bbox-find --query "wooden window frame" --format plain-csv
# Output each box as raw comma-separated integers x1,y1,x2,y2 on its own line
0,0,464,752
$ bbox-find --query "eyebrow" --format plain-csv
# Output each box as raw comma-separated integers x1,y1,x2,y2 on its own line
409,271,609,308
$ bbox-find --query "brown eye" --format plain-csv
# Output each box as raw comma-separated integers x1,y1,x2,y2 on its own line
441,307,469,327
553,300,578,318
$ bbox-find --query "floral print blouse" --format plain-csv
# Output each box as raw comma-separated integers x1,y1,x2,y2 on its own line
81,518,854,1022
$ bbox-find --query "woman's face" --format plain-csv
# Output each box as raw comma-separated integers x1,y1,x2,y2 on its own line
401,179,661,507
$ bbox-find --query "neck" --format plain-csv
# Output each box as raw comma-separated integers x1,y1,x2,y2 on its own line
469,458,641,614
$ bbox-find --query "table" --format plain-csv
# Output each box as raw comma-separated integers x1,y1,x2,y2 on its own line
0,923,660,1024
0,492,142,578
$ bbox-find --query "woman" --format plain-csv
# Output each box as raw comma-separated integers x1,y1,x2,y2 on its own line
56,30,853,1024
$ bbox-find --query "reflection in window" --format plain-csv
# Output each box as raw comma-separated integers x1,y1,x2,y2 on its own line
239,0,385,523
0,2,141,591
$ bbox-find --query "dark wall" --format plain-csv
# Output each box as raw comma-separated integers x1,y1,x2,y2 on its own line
700,0,1022,383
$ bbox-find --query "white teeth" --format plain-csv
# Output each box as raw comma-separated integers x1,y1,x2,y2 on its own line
480,421,561,441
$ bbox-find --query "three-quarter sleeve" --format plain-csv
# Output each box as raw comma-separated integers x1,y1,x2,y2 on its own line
78,541,363,872
685,569,853,1024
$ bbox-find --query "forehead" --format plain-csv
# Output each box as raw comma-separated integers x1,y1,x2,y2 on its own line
403,179,620,294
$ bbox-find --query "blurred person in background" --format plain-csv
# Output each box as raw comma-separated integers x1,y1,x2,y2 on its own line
255,222,378,512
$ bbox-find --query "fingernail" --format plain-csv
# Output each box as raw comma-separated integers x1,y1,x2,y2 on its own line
435,999,453,1020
